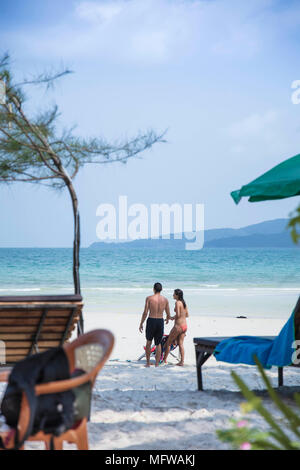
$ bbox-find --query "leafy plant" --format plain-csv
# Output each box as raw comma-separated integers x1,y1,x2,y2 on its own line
288,205,300,244
217,357,300,450
217,419,270,450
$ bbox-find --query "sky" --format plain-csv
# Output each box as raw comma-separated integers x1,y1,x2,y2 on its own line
1,0,300,247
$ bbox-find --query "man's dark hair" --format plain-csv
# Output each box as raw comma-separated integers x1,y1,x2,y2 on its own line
153,282,162,293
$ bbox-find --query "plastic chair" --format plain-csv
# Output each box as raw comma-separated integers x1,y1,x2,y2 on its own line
0,329,114,450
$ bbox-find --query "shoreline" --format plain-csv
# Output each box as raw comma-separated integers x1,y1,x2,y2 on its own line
80,286,299,321
82,312,287,364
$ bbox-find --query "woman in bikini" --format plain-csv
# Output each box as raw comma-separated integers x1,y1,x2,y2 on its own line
163,289,188,366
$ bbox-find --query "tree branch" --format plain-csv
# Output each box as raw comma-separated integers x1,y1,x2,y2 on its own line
13,69,73,89
7,98,64,178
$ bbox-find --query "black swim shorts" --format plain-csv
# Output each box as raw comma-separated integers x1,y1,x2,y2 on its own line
145,317,164,345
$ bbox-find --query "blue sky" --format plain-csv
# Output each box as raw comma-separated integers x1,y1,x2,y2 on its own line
1,0,300,247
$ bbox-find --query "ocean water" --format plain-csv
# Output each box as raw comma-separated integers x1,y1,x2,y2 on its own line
0,247,299,318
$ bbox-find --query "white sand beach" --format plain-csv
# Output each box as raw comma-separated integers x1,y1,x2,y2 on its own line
83,312,299,450
1,312,299,450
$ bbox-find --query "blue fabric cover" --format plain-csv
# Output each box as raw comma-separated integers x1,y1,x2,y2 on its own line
213,308,296,369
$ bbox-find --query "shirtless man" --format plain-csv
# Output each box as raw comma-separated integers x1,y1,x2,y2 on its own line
139,282,171,367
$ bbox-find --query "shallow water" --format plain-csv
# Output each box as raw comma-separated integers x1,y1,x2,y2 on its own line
0,247,299,317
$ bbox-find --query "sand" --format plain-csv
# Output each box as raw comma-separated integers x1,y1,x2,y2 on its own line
83,312,299,450
1,312,299,450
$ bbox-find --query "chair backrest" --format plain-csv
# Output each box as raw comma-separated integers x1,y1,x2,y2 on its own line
61,330,115,423
63,329,114,387
0,295,83,365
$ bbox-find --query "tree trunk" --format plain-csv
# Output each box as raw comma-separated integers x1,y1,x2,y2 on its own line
66,180,83,334
65,181,81,295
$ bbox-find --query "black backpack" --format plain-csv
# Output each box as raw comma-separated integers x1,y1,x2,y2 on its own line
0,347,76,449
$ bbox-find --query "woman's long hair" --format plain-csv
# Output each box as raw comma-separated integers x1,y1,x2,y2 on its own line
174,289,186,309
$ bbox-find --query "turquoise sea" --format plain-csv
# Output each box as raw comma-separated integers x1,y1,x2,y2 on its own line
0,247,299,318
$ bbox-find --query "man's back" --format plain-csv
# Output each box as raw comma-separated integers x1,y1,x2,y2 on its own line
147,294,168,319
139,283,170,367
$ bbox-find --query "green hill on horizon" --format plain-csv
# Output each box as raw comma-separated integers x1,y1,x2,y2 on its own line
89,218,296,249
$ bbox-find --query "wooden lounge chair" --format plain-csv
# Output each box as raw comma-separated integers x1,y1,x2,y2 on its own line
0,295,83,365
193,336,284,391
194,301,300,391
0,328,114,450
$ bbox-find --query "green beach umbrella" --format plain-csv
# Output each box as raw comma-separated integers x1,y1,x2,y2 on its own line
231,153,300,204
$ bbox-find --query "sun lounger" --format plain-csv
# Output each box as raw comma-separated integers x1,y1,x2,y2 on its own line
193,336,286,390
0,295,83,365
193,299,300,390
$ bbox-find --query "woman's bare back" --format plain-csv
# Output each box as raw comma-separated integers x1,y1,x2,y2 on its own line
174,300,188,326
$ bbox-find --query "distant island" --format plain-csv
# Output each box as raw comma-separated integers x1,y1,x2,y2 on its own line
89,218,297,249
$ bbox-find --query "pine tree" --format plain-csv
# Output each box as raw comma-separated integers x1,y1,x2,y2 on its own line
0,53,166,303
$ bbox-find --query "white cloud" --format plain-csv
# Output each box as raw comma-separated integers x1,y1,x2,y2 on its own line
75,1,123,23
130,30,169,63
71,0,206,63
227,110,279,139
224,109,300,160
2,0,283,65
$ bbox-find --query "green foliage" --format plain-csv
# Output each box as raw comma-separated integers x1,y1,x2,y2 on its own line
288,205,300,244
0,53,166,187
217,419,271,450
217,357,300,450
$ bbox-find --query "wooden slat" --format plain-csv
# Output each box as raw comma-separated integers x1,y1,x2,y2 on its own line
5,347,31,352
0,309,80,318
0,295,82,303
0,323,77,341
0,311,43,318
5,347,59,355
0,333,62,341
4,341,60,348
0,317,79,326
0,325,66,333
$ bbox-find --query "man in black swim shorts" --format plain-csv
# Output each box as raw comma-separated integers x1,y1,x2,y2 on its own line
139,282,171,367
